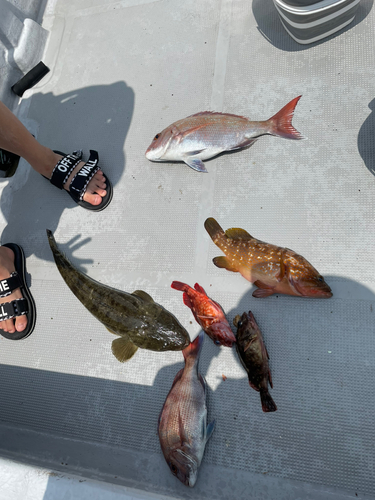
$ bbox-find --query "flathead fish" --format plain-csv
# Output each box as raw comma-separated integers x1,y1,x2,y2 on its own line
171,281,236,347
204,218,332,299
47,230,190,362
234,311,277,413
158,332,215,487
145,96,303,172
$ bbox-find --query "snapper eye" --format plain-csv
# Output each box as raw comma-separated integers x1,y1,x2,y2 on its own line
214,340,221,346
154,133,160,140
170,464,178,476
317,276,324,282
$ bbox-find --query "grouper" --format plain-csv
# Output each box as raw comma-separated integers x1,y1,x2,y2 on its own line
47,230,190,362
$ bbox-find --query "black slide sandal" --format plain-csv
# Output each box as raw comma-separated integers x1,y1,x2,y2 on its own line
49,149,113,212
0,243,36,340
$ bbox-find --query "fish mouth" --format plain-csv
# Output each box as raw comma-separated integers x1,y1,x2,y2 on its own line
291,278,332,298
187,475,197,488
306,288,332,298
145,148,159,160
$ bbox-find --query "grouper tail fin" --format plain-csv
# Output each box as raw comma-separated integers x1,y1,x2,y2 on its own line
204,218,226,247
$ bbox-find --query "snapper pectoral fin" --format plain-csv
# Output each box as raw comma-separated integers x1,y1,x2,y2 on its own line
213,256,238,272
183,156,208,173
111,337,139,362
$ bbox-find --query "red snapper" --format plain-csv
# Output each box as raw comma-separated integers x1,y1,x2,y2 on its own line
145,96,303,172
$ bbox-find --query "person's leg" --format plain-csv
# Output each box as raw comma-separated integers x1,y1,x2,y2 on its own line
0,246,27,333
0,101,107,206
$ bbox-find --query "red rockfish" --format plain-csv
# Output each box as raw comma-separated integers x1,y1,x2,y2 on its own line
171,281,236,347
145,96,304,172
158,332,215,487
204,218,332,299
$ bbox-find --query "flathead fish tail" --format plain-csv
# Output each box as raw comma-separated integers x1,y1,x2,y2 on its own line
46,229,59,256
204,218,226,247
182,331,204,363
260,389,277,413
46,229,70,271
267,95,304,140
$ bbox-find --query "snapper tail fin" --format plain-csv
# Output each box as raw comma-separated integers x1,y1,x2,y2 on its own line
182,331,204,364
260,389,277,413
267,96,304,140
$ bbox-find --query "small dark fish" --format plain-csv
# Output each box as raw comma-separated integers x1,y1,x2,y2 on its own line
205,217,332,299
233,311,277,413
158,332,215,487
47,230,190,362
171,281,236,347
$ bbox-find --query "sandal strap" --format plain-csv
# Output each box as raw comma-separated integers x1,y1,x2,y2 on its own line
0,298,28,321
69,150,100,202
0,272,22,298
50,150,83,189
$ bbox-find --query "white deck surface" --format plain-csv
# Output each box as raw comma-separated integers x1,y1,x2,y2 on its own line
0,0,374,498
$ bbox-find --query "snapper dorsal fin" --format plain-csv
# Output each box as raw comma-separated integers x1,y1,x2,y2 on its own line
225,227,253,240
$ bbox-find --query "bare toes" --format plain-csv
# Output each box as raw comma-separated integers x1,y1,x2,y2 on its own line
15,315,27,332
1,320,15,333
82,192,102,206
94,187,107,197
96,180,107,190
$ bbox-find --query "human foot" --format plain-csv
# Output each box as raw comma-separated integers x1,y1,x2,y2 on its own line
0,246,27,334
50,151,107,207
33,148,112,210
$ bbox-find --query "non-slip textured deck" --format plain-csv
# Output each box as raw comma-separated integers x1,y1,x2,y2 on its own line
0,0,374,498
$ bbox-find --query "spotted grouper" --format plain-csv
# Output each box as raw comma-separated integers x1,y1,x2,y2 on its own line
145,96,304,172
204,218,332,298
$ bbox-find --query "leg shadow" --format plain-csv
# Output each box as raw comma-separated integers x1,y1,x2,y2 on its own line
0,81,134,263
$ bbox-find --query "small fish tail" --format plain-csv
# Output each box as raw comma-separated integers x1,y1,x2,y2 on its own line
260,389,277,413
171,281,189,292
204,218,226,246
267,96,304,140
182,331,204,361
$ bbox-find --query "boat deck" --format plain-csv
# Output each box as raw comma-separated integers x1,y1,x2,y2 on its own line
0,0,374,498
